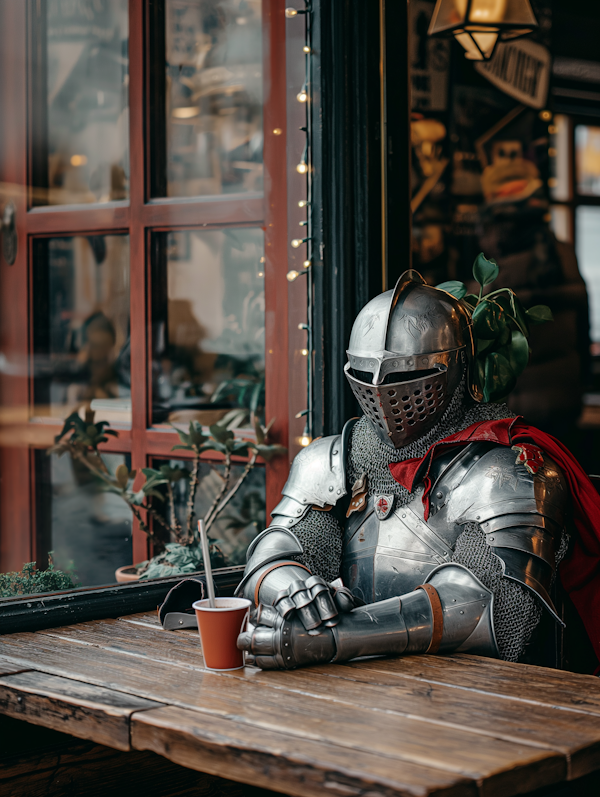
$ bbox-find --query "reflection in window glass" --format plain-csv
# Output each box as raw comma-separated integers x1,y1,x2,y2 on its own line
576,207,600,343
40,0,129,205
152,228,265,425
164,0,263,197
36,451,132,590
147,458,265,577
33,236,131,424
550,205,571,244
576,125,600,197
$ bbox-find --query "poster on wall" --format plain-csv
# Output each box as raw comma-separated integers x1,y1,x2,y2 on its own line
474,39,551,110
409,0,450,112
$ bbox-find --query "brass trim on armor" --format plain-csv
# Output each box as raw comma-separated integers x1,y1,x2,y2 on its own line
254,561,311,606
416,583,444,654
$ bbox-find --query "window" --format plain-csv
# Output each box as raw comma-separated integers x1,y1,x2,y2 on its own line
0,0,290,598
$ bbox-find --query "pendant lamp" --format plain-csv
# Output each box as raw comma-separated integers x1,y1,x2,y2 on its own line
428,0,538,61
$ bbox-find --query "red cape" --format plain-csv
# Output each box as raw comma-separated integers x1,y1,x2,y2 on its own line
389,417,600,665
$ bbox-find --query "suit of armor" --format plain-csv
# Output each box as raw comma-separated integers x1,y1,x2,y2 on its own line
237,271,568,670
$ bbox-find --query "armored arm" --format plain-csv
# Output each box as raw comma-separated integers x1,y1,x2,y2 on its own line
234,424,356,618
432,443,569,661
238,563,497,669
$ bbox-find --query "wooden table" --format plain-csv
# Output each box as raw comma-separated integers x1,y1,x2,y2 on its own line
1,612,600,797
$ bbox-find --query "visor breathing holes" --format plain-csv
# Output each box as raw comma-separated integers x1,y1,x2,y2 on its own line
424,384,432,390
390,399,398,406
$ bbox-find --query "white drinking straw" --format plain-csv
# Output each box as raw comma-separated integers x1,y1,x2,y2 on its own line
198,519,216,608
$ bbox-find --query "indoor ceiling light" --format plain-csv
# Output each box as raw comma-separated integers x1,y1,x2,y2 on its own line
428,0,538,61
172,106,200,119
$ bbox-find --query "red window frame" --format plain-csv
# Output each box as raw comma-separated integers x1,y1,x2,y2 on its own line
0,0,291,574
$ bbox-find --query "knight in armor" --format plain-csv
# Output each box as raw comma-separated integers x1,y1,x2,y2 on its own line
235,270,599,671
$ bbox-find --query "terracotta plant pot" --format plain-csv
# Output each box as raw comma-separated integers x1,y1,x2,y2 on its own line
115,565,141,584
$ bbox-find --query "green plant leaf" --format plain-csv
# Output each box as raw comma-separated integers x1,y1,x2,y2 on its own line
143,489,166,501
436,280,467,299
497,325,511,347
232,441,250,457
174,428,191,446
116,464,130,489
209,423,234,444
471,299,507,340
483,352,516,403
473,252,499,287
476,337,496,356
199,440,227,455
509,293,530,336
159,464,189,482
142,467,163,481
187,420,208,447
526,304,554,325
171,444,193,452
506,330,530,376
255,443,288,462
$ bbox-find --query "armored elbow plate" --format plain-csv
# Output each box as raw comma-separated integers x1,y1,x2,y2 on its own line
425,563,498,657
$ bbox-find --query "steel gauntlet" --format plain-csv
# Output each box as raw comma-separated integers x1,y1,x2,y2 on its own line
238,564,498,670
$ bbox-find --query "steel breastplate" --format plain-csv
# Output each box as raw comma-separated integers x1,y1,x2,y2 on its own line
342,489,462,603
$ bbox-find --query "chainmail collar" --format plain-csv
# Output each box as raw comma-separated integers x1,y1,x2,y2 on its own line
347,377,516,506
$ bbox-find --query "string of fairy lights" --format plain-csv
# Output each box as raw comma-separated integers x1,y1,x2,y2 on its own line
285,2,313,447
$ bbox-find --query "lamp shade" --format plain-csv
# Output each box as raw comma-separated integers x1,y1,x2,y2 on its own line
428,0,538,61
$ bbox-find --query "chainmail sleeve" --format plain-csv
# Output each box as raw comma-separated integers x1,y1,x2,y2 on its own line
290,509,344,584
451,522,542,662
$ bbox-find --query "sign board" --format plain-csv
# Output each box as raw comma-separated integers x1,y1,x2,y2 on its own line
475,39,551,110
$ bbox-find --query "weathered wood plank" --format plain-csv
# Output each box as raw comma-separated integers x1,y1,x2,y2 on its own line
0,630,566,796
119,611,161,628
131,704,479,797
23,617,600,780
0,656,30,676
341,654,600,716
0,671,163,751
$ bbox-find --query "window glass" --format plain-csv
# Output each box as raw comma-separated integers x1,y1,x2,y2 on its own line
550,205,571,244
143,458,265,579
35,451,132,589
575,124,600,197
549,114,571,202
152,228,265,425
576,206,600,343
36,0,129,205
32,235,131,425
163,0,263,197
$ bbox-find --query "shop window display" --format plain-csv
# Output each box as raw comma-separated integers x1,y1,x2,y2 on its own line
409,0,591,467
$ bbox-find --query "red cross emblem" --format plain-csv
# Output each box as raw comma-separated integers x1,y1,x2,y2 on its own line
512,444,544,475
374,494,394,520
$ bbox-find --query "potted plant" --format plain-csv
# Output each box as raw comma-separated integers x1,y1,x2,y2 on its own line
48,411,286,583
0,555,79,598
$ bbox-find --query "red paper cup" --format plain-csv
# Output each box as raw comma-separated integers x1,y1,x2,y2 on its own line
193,597,251,671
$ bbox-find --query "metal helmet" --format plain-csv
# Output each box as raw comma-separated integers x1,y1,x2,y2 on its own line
344,270,477,448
